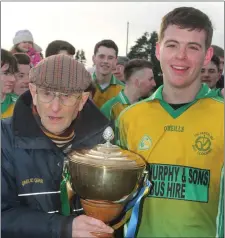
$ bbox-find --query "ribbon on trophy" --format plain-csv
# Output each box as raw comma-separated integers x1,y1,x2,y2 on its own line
111,171,151,238
124,179,151,238
60,163,71,216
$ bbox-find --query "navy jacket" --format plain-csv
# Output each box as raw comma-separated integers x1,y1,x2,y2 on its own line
1,91,111,238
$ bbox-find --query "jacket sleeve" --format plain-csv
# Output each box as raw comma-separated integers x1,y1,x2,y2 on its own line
1,127,74,238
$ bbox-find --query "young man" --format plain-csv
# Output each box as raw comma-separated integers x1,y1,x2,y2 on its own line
92,39,124,108
13,53,31,95
116,7,224,237
1,54,114,238
45,40,76,58
113,56,130,83
101,59,156,121
1,49,19,119
201,55,220,89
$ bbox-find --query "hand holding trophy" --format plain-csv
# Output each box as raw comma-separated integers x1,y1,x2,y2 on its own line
63,127,151,238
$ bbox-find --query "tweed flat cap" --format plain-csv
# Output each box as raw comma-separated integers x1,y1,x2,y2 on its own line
29,54,91,93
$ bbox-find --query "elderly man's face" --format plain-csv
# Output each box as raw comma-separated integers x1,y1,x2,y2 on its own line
29,83,89,135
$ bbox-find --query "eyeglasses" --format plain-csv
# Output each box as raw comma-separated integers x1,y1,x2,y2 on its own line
36,88,82,106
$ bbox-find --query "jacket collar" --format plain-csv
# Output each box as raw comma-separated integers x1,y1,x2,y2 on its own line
12,91,111,149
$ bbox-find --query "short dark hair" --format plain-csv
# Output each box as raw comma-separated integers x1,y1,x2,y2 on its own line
45,40,76,57
159,7,213,49
124,59,152,81
210,54,220,72
94,39,118,57
13,53,31,65
1,48,19,74
211,45,224,58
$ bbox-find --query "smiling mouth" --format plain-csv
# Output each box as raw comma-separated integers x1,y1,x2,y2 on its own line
171,65,189,70
48,116,63,122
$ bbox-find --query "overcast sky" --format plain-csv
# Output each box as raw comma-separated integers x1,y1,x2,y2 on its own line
1,2,224,67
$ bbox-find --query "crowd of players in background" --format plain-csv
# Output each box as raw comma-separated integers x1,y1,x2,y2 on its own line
1,29,224,120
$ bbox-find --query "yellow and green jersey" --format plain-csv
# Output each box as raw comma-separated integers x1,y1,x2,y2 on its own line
116,84,224,237
212,88,224,98
100,90,130,121
1,93,18,119
92,72,124,108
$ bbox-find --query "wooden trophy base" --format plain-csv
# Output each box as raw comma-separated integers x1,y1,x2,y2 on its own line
80,199,124,238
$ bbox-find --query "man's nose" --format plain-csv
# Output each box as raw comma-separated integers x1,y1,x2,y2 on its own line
51,96,61,112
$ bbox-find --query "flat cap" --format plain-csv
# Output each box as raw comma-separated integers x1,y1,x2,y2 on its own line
29,54,91,93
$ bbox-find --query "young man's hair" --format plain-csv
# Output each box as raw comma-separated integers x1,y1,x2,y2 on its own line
13,53,31,65
124,59,152,81
94,39,118,57
210,54,220,72
211,45,224,58
45,40,76,57
1,48,19,74
159,7,213,49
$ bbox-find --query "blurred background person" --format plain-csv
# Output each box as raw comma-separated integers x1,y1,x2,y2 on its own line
1,49,18,119
11,30,43,67
45,40,76,57
101,59,156,121
212,45,224,89
113,56,129,83
92,39,124,108
13,53,31,96
201,55,220,89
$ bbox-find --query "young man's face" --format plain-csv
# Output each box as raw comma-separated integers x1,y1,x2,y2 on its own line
29,84,89,135
0,63,16,95
113,64,125,81
156,25,213,88
93,46,117,76
201,61,220,89
134,68,156,97
14,64,30,95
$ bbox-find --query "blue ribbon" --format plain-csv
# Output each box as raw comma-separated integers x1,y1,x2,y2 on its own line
124,179,151,238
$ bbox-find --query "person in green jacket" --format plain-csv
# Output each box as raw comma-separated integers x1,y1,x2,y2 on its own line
1,49,19,119
101,59,156,121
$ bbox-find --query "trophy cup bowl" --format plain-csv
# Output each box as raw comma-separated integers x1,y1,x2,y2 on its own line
67,127,147,237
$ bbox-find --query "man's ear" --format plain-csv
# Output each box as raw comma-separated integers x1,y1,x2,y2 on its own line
203,46,214,66
155,42,160,61
1,63,9,72
78,92,90,111
29,83,37,106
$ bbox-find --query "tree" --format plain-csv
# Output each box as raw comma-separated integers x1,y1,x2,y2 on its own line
80,49,86,65
149,31,163,88
127,32,151,60
75,49,87,65
75,50,80,61
127,31,163,88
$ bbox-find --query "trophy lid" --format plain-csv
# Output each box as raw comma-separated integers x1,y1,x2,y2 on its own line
68,126,146,169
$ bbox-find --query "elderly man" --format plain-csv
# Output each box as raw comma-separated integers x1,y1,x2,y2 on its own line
1,55,114,238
